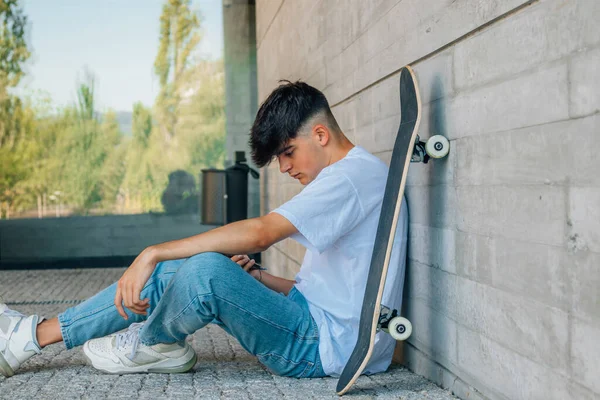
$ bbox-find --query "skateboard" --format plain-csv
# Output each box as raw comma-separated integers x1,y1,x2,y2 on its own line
335,66,449,395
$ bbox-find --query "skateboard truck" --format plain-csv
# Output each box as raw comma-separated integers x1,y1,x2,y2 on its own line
411,134,450,163
378,305,412,341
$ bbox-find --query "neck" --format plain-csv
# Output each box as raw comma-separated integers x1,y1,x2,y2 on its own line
327,134,355,165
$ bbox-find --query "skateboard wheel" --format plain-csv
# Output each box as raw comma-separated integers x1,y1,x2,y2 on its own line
388,317,412,341
425,135,450,158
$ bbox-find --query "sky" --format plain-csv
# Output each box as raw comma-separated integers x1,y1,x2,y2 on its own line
16,0,224,112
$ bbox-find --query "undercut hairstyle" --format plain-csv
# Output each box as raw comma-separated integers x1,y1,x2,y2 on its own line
249,80,341,168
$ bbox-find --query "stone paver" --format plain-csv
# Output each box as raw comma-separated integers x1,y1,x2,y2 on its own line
0,268,456,399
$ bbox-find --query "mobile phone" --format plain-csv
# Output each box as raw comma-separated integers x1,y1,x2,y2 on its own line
250,261,267,271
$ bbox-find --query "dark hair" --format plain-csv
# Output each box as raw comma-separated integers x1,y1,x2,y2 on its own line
249,80,339,167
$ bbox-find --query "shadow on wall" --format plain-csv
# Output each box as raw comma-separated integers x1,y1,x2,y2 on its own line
161,170,199,215
0,169,216,270
426,75,451,359
403,73,452,366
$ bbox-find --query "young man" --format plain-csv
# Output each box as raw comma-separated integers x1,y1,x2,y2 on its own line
0,81,408,379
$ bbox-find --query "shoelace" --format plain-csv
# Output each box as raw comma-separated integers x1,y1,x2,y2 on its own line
115,322,145,358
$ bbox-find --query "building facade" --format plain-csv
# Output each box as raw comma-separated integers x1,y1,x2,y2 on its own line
239,1,600,399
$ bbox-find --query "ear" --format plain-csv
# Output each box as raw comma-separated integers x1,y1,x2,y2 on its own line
312,124,330,147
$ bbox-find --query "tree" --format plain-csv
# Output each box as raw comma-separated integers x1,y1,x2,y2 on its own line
0,0,30,218
132,101,152,148
121,102,158,212
0,0,225,217
97,111,127,212
115,0,208,214
56,74,125,214
0,144,26,218
177,60,225,173
154,0,201,143
22,96,66,218
76,70,96,121
0,0,29,147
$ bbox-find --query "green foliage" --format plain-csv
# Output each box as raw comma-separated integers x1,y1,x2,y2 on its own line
154,0,201,141
0,96,35,218
98,113,128,211
1,0,226,218
0,0,30,217
132,101,152,147
0,0,28,90
122,102,163,212
177,60,225,173
0,0,29,146
57,77,105,213
76,71,96,121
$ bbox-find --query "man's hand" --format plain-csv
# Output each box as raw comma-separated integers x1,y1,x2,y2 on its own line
114,249,157,319
230,254,261,280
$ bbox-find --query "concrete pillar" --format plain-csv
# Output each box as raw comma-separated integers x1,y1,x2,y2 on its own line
222,0,259,218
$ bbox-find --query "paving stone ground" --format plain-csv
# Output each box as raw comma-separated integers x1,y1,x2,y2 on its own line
0,268,456,399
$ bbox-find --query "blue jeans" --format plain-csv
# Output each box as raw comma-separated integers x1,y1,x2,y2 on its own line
57,252,326,378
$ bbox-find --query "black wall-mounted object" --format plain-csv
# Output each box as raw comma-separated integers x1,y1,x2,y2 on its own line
201,151,260,262
201,151,259,226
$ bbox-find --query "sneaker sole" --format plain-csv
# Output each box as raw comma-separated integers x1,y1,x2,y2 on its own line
83,342,197,374
0,351,15,377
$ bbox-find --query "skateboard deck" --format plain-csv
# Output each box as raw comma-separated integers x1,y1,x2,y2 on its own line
336,65,422,395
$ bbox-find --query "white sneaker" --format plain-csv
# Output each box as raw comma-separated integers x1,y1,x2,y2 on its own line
82,322,197,374
0,303,45,377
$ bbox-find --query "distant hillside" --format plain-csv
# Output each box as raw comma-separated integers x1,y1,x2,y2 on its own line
99,111,133,136
114,111,133,136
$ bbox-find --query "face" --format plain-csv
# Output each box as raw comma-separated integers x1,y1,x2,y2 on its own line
276,131,327,185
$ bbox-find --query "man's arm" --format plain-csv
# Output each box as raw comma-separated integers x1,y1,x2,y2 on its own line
114,212,297,319
146,212,297,263
234,255,296,295
254,271,295,295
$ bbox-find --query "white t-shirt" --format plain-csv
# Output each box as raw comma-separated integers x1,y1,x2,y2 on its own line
272,145,408,376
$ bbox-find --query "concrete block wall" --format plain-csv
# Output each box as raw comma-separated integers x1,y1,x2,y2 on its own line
255,0,600,398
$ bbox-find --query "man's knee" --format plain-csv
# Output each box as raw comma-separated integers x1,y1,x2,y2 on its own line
151,257,186,278
187,251,230,267
178,252,232,281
